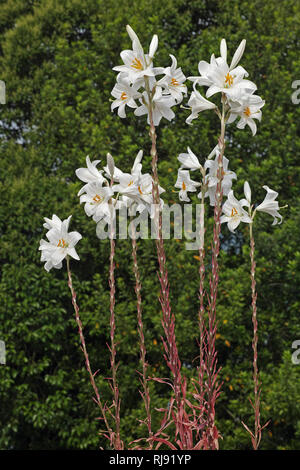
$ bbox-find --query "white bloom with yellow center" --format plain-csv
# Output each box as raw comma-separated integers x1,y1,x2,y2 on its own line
188,38,256,99
175,169,201,202
156,54,187,103
113,25,160,84
111,150,165,215
111,73,142,118
134,86,176,126
79,182,114,221
39,215,82,272
204,152,237,206
227,91,265,135
220,190,252,232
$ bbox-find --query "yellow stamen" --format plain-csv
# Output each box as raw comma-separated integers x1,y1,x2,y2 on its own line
93,194,103,203
128,180,134,187
224,72,234,87
231,207,238,217
244,106,251,117
182,181,186,191
138,185,143,195
171,77,179,86
57,239,67,248
121,92,127,100
131,57,143,70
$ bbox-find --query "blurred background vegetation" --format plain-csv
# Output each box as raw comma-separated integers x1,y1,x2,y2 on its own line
0,0,299,450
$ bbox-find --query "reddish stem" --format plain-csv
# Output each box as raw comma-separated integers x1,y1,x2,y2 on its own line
130,224,153,447
108,232,123,450
249,229,261,450
66,256,114,447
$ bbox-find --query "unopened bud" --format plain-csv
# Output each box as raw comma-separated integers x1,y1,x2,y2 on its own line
106,153,115,179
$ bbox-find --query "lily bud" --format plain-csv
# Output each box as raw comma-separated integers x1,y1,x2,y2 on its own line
106,153,115,179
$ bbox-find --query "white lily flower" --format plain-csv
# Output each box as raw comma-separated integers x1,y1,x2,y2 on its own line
204,152,237,206
186,81,216,125
156,54,187,103
227,91,265,135
220,191,252,232
39,215,82,272
111,73,142,118
134,86,176,126
113,25,161,84
79,182,114,222
255,186,283,225
188,38,256,99
177,146,202,171
113,172,140,197
175,169,200,202
76,156,106,196
114,150,165,214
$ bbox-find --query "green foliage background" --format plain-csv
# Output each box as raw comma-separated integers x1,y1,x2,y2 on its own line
0,0,299,450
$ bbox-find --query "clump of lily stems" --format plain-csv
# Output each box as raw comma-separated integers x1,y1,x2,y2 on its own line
144,77,192,449
194,95,227,449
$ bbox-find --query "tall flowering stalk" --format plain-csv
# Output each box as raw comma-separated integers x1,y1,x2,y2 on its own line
66,256,116,447
108,233,123,450
204,99,226,448
184,36,266,447
248,223,262,449
130,221,153,448
221,182,284,448
198,197,206,407
146,80,186,447
111,25,190,447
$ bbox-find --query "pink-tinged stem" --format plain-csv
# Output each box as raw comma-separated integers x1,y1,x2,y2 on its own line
205,97,226,449
198,238,206,405
197,186,206,404
242,224,269,449
108,232,123,450
144,79,185,448
66,256,114,447
249,225,261,450
130,223,153,447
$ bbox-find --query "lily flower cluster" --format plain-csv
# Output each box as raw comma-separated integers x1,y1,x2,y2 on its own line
75,152,165,226
39,215,82,271
111,25,187,126
175,145,284,230
221,181,283,232
175,145,236,204
186,38,265,135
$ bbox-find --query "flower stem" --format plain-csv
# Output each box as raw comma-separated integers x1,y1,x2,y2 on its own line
198,183,206,403
205,96,227,449
66,256,114,447
108,227,123,450
130,219,153,446
144,77,185,448
249,223,261,450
